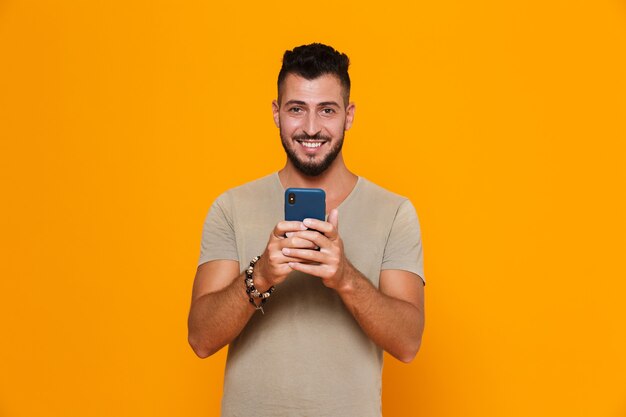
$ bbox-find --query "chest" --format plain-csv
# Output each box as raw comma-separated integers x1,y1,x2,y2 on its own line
232,198,393,287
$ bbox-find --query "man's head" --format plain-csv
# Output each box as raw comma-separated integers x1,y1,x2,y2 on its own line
273,43,355,177
277,43,351,107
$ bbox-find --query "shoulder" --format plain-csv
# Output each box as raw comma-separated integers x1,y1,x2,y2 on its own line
215,172,282,207
341,177,418,229
356,177,412,211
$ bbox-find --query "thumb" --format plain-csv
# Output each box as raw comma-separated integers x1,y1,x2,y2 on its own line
328,208,339,230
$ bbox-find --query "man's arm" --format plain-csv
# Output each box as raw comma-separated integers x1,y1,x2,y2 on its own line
283,210,425,363
336,266,424,363
188,221,318,358
187,260,256,358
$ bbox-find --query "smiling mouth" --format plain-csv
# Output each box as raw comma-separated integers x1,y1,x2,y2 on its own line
296,140,326,148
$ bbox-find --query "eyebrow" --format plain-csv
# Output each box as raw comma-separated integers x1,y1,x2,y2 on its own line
284,100,307,106
283,100,341,107
318,101,341,108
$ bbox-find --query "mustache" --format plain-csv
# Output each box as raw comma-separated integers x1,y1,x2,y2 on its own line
293,133,331,141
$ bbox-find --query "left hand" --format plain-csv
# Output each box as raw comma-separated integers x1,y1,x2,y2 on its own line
281,209,350,290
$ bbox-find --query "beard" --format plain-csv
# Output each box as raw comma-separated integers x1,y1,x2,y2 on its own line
280,128,345,177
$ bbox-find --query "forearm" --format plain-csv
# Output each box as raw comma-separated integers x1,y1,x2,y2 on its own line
337,265,424,363
188,272,257,358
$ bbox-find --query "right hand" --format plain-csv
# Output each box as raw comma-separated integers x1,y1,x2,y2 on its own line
253,221,319,289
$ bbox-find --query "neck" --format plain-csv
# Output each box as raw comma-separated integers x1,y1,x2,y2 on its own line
278,154,358,212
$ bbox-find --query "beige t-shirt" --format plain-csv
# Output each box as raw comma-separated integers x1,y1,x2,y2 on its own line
199,173,424,417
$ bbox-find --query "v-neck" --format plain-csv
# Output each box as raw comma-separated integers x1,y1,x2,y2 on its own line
272,172,362,214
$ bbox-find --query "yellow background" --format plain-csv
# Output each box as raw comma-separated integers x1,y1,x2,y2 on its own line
1,1,625,416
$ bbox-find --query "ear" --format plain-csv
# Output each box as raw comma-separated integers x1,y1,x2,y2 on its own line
272,100,280,128
344,102,356,131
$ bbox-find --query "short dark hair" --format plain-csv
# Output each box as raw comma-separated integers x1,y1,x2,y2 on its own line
277,43,351,105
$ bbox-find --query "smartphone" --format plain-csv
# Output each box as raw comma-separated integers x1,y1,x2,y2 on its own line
284,188,326,222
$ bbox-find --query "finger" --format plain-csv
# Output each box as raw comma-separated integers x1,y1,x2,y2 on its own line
327,209,339,231
303,215,338,240
272,221,308,239
282,247,325,263
267,252,310,265
283,236,318,250
301,218,330,233
287,261,323,277
289,230,330,249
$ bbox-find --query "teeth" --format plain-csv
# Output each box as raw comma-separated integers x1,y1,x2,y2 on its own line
300,141,322,148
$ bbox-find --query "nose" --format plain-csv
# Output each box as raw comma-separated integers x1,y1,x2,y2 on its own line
303,112,321,137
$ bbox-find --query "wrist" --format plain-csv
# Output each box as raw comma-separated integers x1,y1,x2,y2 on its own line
251,256,274,291
244,255,275,314
335,261,357,295
252,273,272,293
251,263,271,292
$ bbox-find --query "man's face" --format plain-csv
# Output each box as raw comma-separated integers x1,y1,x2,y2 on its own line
273,73,355,177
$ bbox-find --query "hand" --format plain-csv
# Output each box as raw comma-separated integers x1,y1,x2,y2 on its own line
253,220,318,290
280,209,351,291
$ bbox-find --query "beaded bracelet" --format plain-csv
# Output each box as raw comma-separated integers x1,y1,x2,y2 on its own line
244,255,275,314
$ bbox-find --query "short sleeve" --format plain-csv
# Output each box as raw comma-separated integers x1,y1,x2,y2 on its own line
381,199,425,284
198,193,239,266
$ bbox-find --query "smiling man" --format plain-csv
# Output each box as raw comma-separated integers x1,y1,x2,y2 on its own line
188,43,425,417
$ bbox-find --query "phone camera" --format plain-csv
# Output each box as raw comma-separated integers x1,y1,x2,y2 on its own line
288,192,296,205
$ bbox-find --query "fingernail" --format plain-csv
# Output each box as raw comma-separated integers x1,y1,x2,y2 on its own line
302,219,312,227
282,248,290,255
285,232,294,238
300,221,309,229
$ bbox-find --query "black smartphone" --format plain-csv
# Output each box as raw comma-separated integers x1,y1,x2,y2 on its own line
284,188,326,222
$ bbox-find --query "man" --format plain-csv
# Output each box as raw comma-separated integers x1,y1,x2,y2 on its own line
188,43,425,417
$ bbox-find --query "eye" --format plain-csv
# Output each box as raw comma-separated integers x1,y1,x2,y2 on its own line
288,107,303,113
321,108,335,115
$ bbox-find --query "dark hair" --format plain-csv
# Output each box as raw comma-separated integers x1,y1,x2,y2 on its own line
277,43,351,105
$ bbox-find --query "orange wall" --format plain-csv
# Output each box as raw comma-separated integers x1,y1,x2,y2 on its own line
1,1,625,416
